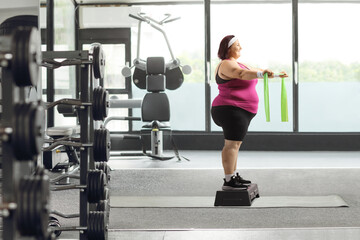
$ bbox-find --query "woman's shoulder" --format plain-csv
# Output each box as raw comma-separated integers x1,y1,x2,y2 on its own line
220,59,238,66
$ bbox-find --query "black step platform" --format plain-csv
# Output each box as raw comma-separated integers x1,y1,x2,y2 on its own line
214,183,260,206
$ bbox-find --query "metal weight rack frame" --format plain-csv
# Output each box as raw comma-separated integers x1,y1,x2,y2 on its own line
42,47,109,240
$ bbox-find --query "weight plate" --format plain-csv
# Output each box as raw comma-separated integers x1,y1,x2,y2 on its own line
93,128,110,162
17,177,28,233
104,129,110,162
12,27,40,87
30,104,45,155
93,87,109,121
13,103,44,160
96,162,110,179
92,44,105,79
99,170,106,200
92,87,100,121
101,89,109,120
165,67,184,90
93,129,101,161
133,67,147,89
88,170,100,203
37,175,50,238
88,211,107,240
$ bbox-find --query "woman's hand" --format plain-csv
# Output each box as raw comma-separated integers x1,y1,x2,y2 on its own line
262,70,289,78
262,69,274,78
279,71,289,78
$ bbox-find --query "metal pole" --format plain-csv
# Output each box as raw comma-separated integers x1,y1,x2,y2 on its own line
204,0,211,132
292,0,299,132
79,64,90,240
47,0,55,127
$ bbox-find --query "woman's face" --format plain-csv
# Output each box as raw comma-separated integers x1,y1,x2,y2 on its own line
228,40,242,59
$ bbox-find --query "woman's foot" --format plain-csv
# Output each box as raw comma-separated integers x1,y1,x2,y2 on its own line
235,172,251,184
222,176,248,190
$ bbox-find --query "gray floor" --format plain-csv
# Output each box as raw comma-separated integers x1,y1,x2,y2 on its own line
54,151,360,240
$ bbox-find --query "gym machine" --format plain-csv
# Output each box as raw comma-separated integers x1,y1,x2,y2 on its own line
0,27,50,239
121,13,191,161
41,43,110,239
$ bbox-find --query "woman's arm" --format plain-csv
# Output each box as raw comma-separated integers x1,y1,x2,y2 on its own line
219,60,273,80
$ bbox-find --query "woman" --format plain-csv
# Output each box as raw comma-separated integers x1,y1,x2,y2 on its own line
211,35,288,190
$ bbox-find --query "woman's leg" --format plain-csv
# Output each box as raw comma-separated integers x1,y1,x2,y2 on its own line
233,142,242,173
222,139,242,175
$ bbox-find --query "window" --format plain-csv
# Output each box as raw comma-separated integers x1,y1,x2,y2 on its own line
211,2,293,132
298,3,360,132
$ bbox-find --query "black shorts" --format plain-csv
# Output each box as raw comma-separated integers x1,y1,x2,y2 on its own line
211,105,256,141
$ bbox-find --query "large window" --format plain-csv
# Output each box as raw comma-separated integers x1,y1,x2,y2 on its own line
298,3,360,132
40,0,76,127
211,2,292,132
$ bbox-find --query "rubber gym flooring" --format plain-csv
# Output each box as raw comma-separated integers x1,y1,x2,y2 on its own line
2,151,360,240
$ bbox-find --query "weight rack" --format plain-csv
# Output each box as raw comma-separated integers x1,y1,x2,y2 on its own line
42,45,109,240
1,27,49,239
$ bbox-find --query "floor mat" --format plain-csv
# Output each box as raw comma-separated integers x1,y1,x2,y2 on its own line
110,195,348,208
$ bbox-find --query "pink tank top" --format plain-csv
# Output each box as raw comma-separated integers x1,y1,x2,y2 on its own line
212,61,259,114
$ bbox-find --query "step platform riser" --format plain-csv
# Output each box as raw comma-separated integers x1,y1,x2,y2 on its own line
214,183,260,206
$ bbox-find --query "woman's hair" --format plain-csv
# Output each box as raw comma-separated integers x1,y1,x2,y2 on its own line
217,35,235,60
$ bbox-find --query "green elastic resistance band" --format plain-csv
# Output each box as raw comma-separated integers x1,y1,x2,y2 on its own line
281,77,288,122
264,73,270,122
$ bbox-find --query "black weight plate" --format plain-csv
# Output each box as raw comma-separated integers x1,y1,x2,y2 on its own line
88,212,96,240
93,170,100,203
133,67,147,89
33,177,42,233
17,177,28,233
99,171,106,200
96,162,110,179
102,90,109,120
14,103,31,160
88,211,107,240
38,175,50,238
22,104,33,159
96,200,106,212
100,130,106,162
92,44,105,79
12,28,26,85
87,170,94,203
30,104,45,156
27,27,41,87
93,129,101,161
103,129,110,162
92,87,101,121
0,15,38,36
12,27,40,87
12,104,23,159
165,67,184,90
88,170,101,203
104,187,110,201
25,177,35,235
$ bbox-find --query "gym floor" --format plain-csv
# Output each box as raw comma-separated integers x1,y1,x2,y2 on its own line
48,150,360,240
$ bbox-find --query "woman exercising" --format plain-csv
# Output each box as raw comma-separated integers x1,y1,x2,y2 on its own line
211,35,288,190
